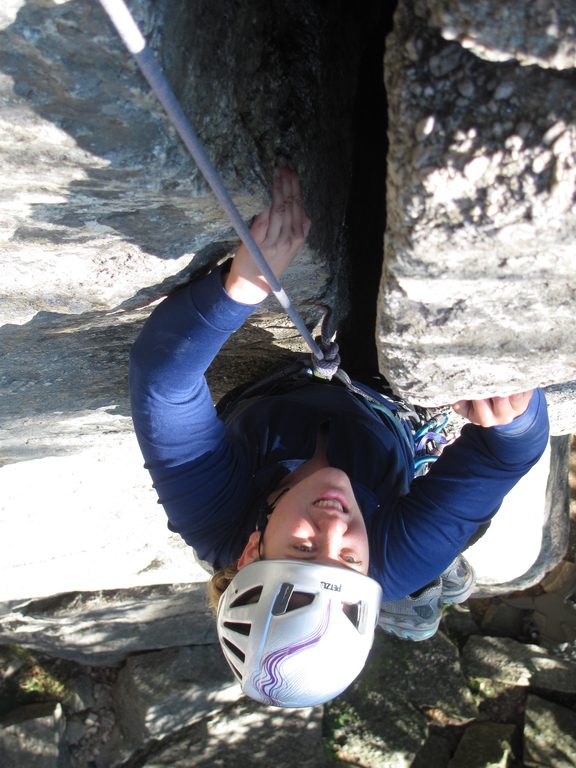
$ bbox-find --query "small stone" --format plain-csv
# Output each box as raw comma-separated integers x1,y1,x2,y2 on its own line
448,722,515,768
494,80,516,100
462,636,535,686
83,714,98,728
504,135,523,153
480,602,525,638
0,702,65,767
464,156,490,182
416,115,435,139
532,152,552,175
429,46,462,77
552,131,572,158
462,635,576,693
543,121,567,145
524,695,576,767
457,79,475,99
531,656,576,695
405,38,419,62
412,733,453,768
442,604,480,643
64,718,87,745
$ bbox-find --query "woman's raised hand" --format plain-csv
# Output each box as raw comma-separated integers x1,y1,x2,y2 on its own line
452,392,534,427
224,162,311,304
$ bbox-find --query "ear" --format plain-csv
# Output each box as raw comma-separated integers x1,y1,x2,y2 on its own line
237,530,261,569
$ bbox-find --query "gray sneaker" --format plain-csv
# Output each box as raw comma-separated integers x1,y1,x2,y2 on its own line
378,579,442,642
441,554,475,604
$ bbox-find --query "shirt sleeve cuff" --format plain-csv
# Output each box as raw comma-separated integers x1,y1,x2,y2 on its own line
187,264,261,332
493,388,548,438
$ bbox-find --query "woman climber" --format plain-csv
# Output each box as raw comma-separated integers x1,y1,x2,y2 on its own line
129,163,549,708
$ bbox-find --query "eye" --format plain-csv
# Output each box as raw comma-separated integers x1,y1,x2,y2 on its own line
341,552,361,565
293,543,314,553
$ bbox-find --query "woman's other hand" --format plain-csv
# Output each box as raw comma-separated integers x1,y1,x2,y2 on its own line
224,162,311,304
452,391,534,427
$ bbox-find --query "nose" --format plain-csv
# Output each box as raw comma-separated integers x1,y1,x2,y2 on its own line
312,514,349,560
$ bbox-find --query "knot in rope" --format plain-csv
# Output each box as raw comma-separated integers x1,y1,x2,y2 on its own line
311,306,340,379
311,338,340,380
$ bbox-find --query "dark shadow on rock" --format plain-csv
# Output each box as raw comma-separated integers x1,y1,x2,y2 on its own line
117,697,325,768
337,6,391,377
323,630,477,765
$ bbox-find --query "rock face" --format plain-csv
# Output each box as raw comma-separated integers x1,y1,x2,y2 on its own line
0,584,216,666
429,0,576,70
379,0,576,416
113,646,241,747
0,7,575,765
524,694,576,768
1,0,384,466
0,0,572,616
0,703,65,768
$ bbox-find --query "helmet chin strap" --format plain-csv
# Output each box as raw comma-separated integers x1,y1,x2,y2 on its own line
256,506,270,561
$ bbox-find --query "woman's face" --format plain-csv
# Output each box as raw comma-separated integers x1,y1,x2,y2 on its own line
259,467,370,574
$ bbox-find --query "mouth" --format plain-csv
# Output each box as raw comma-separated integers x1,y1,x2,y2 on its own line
312,496,349,515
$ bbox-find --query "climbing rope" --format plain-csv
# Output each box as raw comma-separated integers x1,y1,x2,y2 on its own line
98,0,341,374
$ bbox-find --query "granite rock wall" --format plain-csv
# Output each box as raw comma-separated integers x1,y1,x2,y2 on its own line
0,0,574,681
379,0,576,420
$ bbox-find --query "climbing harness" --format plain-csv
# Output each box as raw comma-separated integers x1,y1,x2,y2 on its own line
216,356,449,480
98,0,336,374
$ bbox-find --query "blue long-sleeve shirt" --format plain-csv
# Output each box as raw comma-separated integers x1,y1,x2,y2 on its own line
129,266,550,600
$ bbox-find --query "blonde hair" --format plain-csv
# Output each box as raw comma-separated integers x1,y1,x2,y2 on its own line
207,560,240,613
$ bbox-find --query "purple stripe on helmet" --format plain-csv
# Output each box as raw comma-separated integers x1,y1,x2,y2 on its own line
255,602,332,705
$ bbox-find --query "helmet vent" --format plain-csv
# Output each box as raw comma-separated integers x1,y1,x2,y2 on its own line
222,637,246,663
286,591,315,612
228,660,242,682
230,586,263,608
342,602,361,629
272,585,315,616
223,620,251,636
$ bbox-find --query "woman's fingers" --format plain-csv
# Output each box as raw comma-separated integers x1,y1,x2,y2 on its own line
251,208,271,246
265,167,286,246
451,391,534,427
289,168,304,235
262,164,308,252
509,390,533,416
470,398,497,427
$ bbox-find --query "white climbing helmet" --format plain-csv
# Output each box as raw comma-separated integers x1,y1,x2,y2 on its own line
217,559,383,708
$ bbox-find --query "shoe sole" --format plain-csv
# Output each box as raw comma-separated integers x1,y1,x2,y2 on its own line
378,617,440,642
